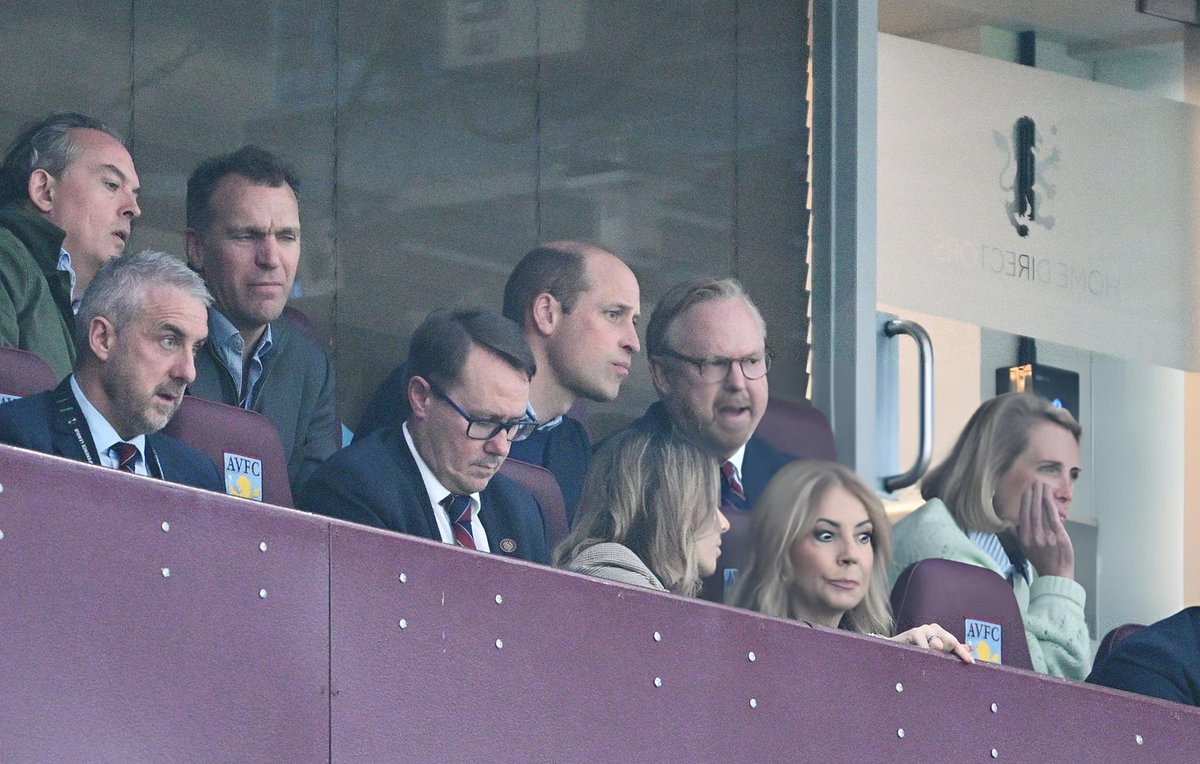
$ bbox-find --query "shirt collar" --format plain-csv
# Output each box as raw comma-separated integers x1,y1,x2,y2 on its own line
57,247,79,311
69,374,147,457
402,421,481,510
209,307,274,359
526,402,562,431
212,305,277,374
725,442,747,481
967,529,1031,584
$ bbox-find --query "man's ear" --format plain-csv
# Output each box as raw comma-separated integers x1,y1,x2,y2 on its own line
184,229,205,273
27,169,55,214
88,316,118,362
529,292,560,336
649,357,671,397
407,375,432,420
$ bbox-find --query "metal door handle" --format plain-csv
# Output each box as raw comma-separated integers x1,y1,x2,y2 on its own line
882,319,933,492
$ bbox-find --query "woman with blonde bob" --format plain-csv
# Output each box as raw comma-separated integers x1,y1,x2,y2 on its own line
889,392,1088,679
731,460,973,662
554,428,728,595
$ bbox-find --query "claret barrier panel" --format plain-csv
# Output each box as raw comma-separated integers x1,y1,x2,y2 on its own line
0,444,1195,762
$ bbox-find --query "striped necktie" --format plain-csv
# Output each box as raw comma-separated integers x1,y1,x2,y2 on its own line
720,460,747,511
442,494,476,550
113,442,139,473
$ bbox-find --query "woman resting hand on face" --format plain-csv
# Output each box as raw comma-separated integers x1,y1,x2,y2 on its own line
554,428,729,596
730,461,974,664
888,392,1088,679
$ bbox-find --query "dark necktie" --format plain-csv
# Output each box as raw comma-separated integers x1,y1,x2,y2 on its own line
113,442,139,474
720,460,747,512
442,494,476,550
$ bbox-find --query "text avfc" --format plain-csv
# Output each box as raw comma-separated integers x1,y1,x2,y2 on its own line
932,236,1118,301
225,454,262,476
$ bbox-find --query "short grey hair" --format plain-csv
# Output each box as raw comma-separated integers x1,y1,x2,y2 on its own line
76,250,211,355
0,112,122,208
645,276,766,357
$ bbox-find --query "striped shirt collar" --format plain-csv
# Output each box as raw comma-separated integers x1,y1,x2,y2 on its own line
967,530,1031,584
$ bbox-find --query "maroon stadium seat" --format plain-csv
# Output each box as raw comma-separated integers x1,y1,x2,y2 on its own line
282,304,324,345
499,457,568,550
163,395,294,507
0,346,58,402
756,396,837,461
1093,623,1146,672
890,558,1034,670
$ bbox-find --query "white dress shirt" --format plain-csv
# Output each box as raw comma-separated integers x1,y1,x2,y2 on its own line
402,422,490,551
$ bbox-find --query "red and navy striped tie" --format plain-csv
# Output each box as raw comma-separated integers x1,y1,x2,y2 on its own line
113,442,139,474
720,460,747,512
442,494,476,550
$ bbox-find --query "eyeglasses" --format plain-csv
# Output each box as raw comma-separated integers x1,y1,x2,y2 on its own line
658,348,774,384
429,383,537,442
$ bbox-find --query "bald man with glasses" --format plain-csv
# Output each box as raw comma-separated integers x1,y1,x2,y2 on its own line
299,308,548,563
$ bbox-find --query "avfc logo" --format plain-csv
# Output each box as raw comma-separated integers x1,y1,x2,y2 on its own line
994,116,1059,237
965,618,1003,664
224,452,263,501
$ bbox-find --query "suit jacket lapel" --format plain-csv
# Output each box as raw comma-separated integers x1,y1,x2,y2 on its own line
48,379,97,465
477,494,501,554
395,432,442,539
478,488,519,558
143,436,165,479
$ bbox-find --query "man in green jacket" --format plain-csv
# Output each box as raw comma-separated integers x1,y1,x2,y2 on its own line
0,112,141,380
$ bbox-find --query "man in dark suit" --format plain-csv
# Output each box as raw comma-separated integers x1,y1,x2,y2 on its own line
301,308,549,564
1087,608,1200,707
0,250,222,491
355,241,640,525
629,277,791,601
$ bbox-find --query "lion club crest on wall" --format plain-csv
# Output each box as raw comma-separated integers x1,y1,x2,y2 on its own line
994,116,1059,238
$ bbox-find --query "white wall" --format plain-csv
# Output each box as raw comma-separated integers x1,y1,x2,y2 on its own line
1090,357,1186,634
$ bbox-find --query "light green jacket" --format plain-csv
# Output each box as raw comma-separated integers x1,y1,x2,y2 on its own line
888,498,1090,680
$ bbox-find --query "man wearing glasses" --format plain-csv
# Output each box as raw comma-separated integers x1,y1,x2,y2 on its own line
299,308,548,563
634,277,791,601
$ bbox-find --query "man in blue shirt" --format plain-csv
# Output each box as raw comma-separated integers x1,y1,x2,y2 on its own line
0,250,221,491
184,146,338,496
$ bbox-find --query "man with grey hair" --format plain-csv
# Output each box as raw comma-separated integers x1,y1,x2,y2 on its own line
628,276,790,601
0,250,221,491
0,112,141,379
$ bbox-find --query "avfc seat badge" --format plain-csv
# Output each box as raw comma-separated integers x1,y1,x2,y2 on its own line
224,452,263,501
499,538,517,553
965,618,1003,664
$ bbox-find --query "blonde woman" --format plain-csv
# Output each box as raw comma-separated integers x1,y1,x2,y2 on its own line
731,460,973,662
555,428,729,595
889,392,1088,679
